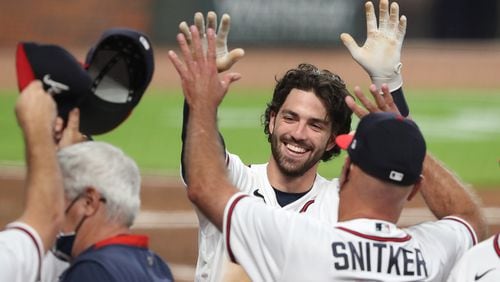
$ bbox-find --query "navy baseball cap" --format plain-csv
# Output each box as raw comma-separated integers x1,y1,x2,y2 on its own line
79,28,154,135
16,42,93,123
335,112,426,186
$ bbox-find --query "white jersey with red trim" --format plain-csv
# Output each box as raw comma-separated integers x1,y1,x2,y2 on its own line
0,221,44,282
224,194,477,282
192,152,340,282
447,233,500,282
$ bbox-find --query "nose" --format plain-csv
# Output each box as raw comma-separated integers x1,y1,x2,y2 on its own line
290,121,307,141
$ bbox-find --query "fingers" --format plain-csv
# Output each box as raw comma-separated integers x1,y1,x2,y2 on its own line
340,33,360,57
364,1,377,35
353,85,380,114
190,26,205,65
345,93,368,118
388,2,399,33
177,32,195,74
378,0,390,32
206,28,217,69
179,21,192,46
207,11,217,31
65,108,80,132
397,15,407,42
379,84,401,114
194,12,205,37
217,14,231,41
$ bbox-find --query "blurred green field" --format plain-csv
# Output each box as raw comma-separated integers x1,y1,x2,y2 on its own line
1,88,499,188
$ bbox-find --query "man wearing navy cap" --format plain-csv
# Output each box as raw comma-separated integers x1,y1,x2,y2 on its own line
171,26,486,281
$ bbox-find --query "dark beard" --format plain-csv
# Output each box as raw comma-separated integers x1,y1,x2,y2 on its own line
270,133,322,177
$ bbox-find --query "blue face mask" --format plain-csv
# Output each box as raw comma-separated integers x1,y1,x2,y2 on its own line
52,232,76,262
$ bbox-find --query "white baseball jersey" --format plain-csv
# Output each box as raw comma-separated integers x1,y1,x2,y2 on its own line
224,193,477,282
191,152,340,282
40,251,69,282
447,233,500,282
0,221,44,282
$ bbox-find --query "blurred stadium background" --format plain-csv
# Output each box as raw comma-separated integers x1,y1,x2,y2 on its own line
0,1,499,281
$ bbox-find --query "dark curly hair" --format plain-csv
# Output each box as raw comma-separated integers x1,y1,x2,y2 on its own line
262,63,353,161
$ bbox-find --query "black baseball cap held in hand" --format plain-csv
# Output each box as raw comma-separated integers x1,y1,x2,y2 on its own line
335,112,426,186
80,28,154,135
15,28,154,136
16,42,93,123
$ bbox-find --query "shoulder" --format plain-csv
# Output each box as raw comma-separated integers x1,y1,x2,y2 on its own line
61,259,112,282
0,222,43,281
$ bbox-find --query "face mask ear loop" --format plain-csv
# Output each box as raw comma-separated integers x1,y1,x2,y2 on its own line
65,194,83,214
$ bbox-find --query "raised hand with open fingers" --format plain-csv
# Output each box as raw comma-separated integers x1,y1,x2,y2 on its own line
169,25,241,110
341,0,406,91
179,11,245,73
345,83,401,119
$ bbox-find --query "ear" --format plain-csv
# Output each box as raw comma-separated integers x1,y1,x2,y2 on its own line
325,134,336,152
339,156,352,189
407,175,423,201
83,187,102,215
268,111,277,135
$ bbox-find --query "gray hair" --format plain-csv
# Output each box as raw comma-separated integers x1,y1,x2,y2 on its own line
57,141,141,227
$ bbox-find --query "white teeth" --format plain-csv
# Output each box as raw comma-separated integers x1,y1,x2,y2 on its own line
286,144,306,153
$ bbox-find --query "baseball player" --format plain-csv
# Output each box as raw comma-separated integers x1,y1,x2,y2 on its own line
0,81,65,282
447,233,500,282
177,1,411,280
169,21,486,281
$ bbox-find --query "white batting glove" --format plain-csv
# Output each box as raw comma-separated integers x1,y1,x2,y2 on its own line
179,11,245,73
341,0,406,91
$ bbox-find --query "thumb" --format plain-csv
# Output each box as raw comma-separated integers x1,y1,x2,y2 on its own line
217,48,245,72
221,72,241,91
340,33,360,57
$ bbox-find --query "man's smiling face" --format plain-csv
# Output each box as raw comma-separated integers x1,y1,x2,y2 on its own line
269,88,335,177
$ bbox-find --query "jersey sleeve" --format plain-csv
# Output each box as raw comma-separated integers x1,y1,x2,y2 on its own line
0,221,44,282
404,216,477,279
225,152,256,194
223,193,297,281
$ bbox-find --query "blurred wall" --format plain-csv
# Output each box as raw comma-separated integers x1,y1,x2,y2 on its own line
0,0,152,47
0,0,498,47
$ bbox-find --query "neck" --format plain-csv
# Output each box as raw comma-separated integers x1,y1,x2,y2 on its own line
72,217,130,257
337,169,407,224
267,157,318,193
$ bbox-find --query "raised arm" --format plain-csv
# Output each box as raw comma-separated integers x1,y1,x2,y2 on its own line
169,26,241,230
419,154,487,240
179,11,244,181
346,84,487,240
341,0,409,116
15,80,64,252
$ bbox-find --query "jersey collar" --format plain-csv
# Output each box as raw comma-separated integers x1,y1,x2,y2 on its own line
93,234,149,250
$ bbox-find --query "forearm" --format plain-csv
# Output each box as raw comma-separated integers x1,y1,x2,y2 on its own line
419,154,487,240
20,131,64,251
181,99,227,182
185,104,237,230
390,87,409,117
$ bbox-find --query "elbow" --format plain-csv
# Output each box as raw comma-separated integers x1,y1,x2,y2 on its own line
186,184,203,206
